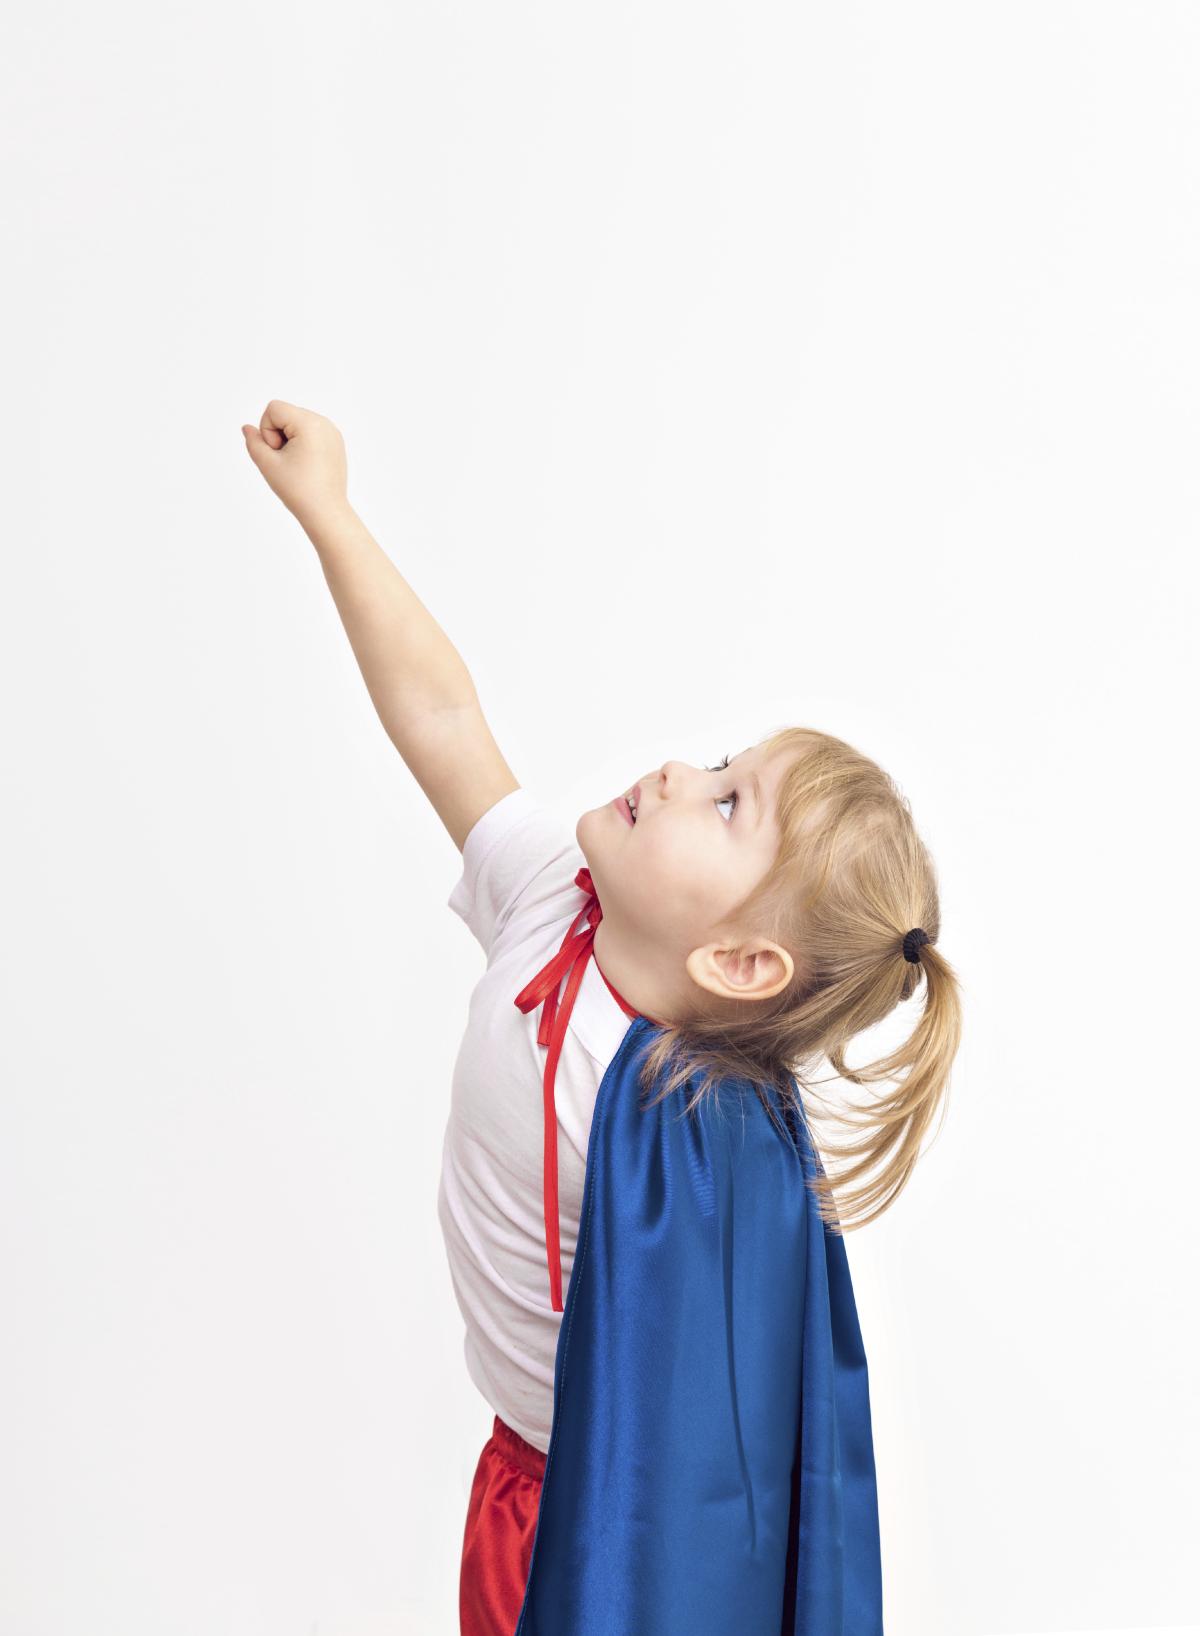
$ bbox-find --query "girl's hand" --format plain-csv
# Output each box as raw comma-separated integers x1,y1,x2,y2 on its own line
241,399,349,528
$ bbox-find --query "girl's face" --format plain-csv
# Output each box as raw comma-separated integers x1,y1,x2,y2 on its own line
576,741,794,1017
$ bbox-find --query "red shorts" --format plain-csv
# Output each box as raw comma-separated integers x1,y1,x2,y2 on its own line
460,1415,547,1636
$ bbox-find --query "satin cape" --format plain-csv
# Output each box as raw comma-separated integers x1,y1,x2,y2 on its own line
513,1014,883,1635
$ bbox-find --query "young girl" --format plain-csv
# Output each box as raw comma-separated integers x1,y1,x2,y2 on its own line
243,400,964,1635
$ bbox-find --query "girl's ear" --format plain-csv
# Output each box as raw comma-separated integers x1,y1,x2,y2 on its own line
685,940,794,1003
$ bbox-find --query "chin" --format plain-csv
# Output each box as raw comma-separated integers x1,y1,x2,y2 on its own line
575,807,597,862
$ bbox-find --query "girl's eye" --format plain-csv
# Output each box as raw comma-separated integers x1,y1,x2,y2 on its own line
705,753,738,822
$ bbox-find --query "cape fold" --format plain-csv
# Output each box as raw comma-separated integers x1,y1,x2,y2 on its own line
514,1015,884,1635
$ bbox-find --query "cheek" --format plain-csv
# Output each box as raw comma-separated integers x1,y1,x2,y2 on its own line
635,827,710,907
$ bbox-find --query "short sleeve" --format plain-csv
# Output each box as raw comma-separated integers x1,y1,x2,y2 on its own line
447,787,582,959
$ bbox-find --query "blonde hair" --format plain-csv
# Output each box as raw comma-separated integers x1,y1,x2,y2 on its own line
635,724,964,1233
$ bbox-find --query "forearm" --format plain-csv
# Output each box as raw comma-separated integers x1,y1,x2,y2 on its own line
301,501,478,742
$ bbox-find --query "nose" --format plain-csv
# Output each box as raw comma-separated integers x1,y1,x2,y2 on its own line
657,760,691,796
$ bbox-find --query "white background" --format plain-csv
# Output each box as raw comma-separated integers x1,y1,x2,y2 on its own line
1,2,1197,1633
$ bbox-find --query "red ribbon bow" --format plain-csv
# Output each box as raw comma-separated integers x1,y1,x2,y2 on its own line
513,866,645,1311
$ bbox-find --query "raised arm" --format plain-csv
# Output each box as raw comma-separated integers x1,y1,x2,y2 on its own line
241,399,519,852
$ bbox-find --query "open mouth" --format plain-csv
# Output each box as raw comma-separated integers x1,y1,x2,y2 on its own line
612,785,639,826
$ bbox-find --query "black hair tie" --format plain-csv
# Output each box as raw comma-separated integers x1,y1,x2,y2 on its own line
902,927,930,963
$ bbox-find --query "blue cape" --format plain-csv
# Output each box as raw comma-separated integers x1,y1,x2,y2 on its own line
514,1014,884,1635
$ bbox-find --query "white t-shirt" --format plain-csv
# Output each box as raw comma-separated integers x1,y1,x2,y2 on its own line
439,786,635,1454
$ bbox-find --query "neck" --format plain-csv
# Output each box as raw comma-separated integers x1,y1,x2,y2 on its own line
592,917,698,1029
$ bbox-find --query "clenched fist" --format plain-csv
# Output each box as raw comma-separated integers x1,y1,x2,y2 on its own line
241,400,349,529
